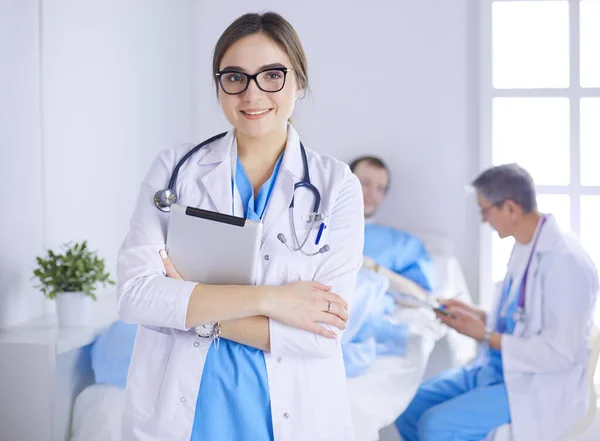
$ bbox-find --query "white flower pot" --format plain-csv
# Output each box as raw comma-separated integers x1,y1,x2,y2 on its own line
55,292,92,327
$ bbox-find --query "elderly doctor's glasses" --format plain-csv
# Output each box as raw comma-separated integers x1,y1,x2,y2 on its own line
216,67,292,95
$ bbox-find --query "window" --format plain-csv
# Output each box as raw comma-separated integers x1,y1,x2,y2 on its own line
480,0,600,325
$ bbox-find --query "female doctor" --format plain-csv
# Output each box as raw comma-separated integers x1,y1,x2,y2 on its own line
395,163,598,441
116,12,364,441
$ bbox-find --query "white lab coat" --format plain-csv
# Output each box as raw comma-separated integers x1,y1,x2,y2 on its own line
116,125,364,441
484,215,599,441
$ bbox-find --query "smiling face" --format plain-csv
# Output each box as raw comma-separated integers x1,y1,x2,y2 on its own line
216,33,301,140
353,160,389,217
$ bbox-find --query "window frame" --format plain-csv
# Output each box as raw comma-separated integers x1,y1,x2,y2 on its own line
479,0,600,308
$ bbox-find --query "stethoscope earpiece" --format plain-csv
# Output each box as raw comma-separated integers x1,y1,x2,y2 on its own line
277,232,330,256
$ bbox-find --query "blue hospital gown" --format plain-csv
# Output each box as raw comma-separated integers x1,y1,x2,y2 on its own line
363,223,434,291
190,154,283,441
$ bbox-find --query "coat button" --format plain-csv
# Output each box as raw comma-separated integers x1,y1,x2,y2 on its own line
283,412,289,419
194,342,199,347
264,254,270,260
180,397,186,403
276,357,282,363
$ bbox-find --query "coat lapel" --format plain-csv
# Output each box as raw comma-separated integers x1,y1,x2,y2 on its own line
260,125,304,245
518,214,561,334
197,131,235,215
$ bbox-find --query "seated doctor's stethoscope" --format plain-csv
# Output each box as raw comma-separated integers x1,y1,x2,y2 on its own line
395,163,599,441
116,12,364,441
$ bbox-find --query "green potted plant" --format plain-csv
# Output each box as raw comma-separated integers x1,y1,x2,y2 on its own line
32,241,115,326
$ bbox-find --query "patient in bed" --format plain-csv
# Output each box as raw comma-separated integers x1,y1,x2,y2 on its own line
341,156,435,377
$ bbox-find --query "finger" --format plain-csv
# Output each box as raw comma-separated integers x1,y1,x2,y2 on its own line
438,298,462,307
311,281,332,292
435,310,457,327
445,308,470,321
310,323,336,339
435,308,459,322
317,312,346,330
324,301,349,323
159,249,183,280
324,292,348,310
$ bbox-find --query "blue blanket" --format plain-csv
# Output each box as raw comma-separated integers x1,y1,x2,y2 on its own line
364,223,435,291
341,269,409,377
91,320,137,388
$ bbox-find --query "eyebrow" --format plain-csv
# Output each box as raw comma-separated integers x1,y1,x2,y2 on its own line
219,62,287,73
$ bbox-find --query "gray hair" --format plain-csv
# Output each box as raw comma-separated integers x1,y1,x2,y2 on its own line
471,163,537,213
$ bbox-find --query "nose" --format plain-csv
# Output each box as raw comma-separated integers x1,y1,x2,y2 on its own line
242,78,263,101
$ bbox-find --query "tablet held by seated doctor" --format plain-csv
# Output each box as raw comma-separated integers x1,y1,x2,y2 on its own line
396,163,598,441
116,12,364,441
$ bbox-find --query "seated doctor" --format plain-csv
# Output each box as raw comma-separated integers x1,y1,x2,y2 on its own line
116,12,364,441
349,155,434,292
395,163,599,441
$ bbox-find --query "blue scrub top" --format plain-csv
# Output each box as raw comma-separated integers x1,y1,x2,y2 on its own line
190,154,283,441
482,277,521,381
363,223,434,291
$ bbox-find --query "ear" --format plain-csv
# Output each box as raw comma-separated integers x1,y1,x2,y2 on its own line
504,199,523,220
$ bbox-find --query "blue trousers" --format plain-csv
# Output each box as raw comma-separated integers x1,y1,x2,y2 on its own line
395,366,511,441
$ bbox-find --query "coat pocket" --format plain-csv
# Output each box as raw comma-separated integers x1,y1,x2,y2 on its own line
126,325,174,420
304,357,348,437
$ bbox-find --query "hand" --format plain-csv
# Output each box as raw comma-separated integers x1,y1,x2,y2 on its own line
435,306,486,341
438,298,486,324
263,281,349,339
362,256,378,272
160,249,183,280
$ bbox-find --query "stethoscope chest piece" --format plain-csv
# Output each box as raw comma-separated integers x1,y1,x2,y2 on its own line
154,189,178,212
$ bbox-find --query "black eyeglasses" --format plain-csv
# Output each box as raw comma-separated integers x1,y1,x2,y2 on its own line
215,67,292,95
480,200,506,216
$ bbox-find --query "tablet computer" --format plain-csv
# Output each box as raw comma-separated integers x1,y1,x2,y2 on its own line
166,204,263,285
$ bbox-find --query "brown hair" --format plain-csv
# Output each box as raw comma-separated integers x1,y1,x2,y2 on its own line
212,12,309,98
349,156,391,192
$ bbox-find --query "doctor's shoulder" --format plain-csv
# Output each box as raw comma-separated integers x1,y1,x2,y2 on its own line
543,233,599,286
140,142,198,189
304,146,362,196
560,233,599,279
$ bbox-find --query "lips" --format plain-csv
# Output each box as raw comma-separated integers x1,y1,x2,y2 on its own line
240,108,273,120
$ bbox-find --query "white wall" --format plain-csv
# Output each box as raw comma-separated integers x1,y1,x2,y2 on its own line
0,0,195,328
0,0,44,328
0,0,479,329
193,0,480,294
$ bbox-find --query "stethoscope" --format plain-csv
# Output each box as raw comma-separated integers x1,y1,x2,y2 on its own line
500,214,549,324
154,133,330,257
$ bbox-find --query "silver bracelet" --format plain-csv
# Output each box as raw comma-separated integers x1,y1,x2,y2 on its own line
482,327,494,345
212,322,221,350
195,322,222,350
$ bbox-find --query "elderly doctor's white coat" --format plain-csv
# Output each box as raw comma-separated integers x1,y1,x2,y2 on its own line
485,215,598,441
116,126,364,441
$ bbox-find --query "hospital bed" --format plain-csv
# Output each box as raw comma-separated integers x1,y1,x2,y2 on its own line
68,236,475,441
347,247,476,441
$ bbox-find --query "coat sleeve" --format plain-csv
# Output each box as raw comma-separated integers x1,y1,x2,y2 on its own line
269,168,365,359
116,149,198,331
502,251,599,374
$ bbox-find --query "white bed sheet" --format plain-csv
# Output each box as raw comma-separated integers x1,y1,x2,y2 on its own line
347,252,477,441
70,383,125,441
346,308,444,441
